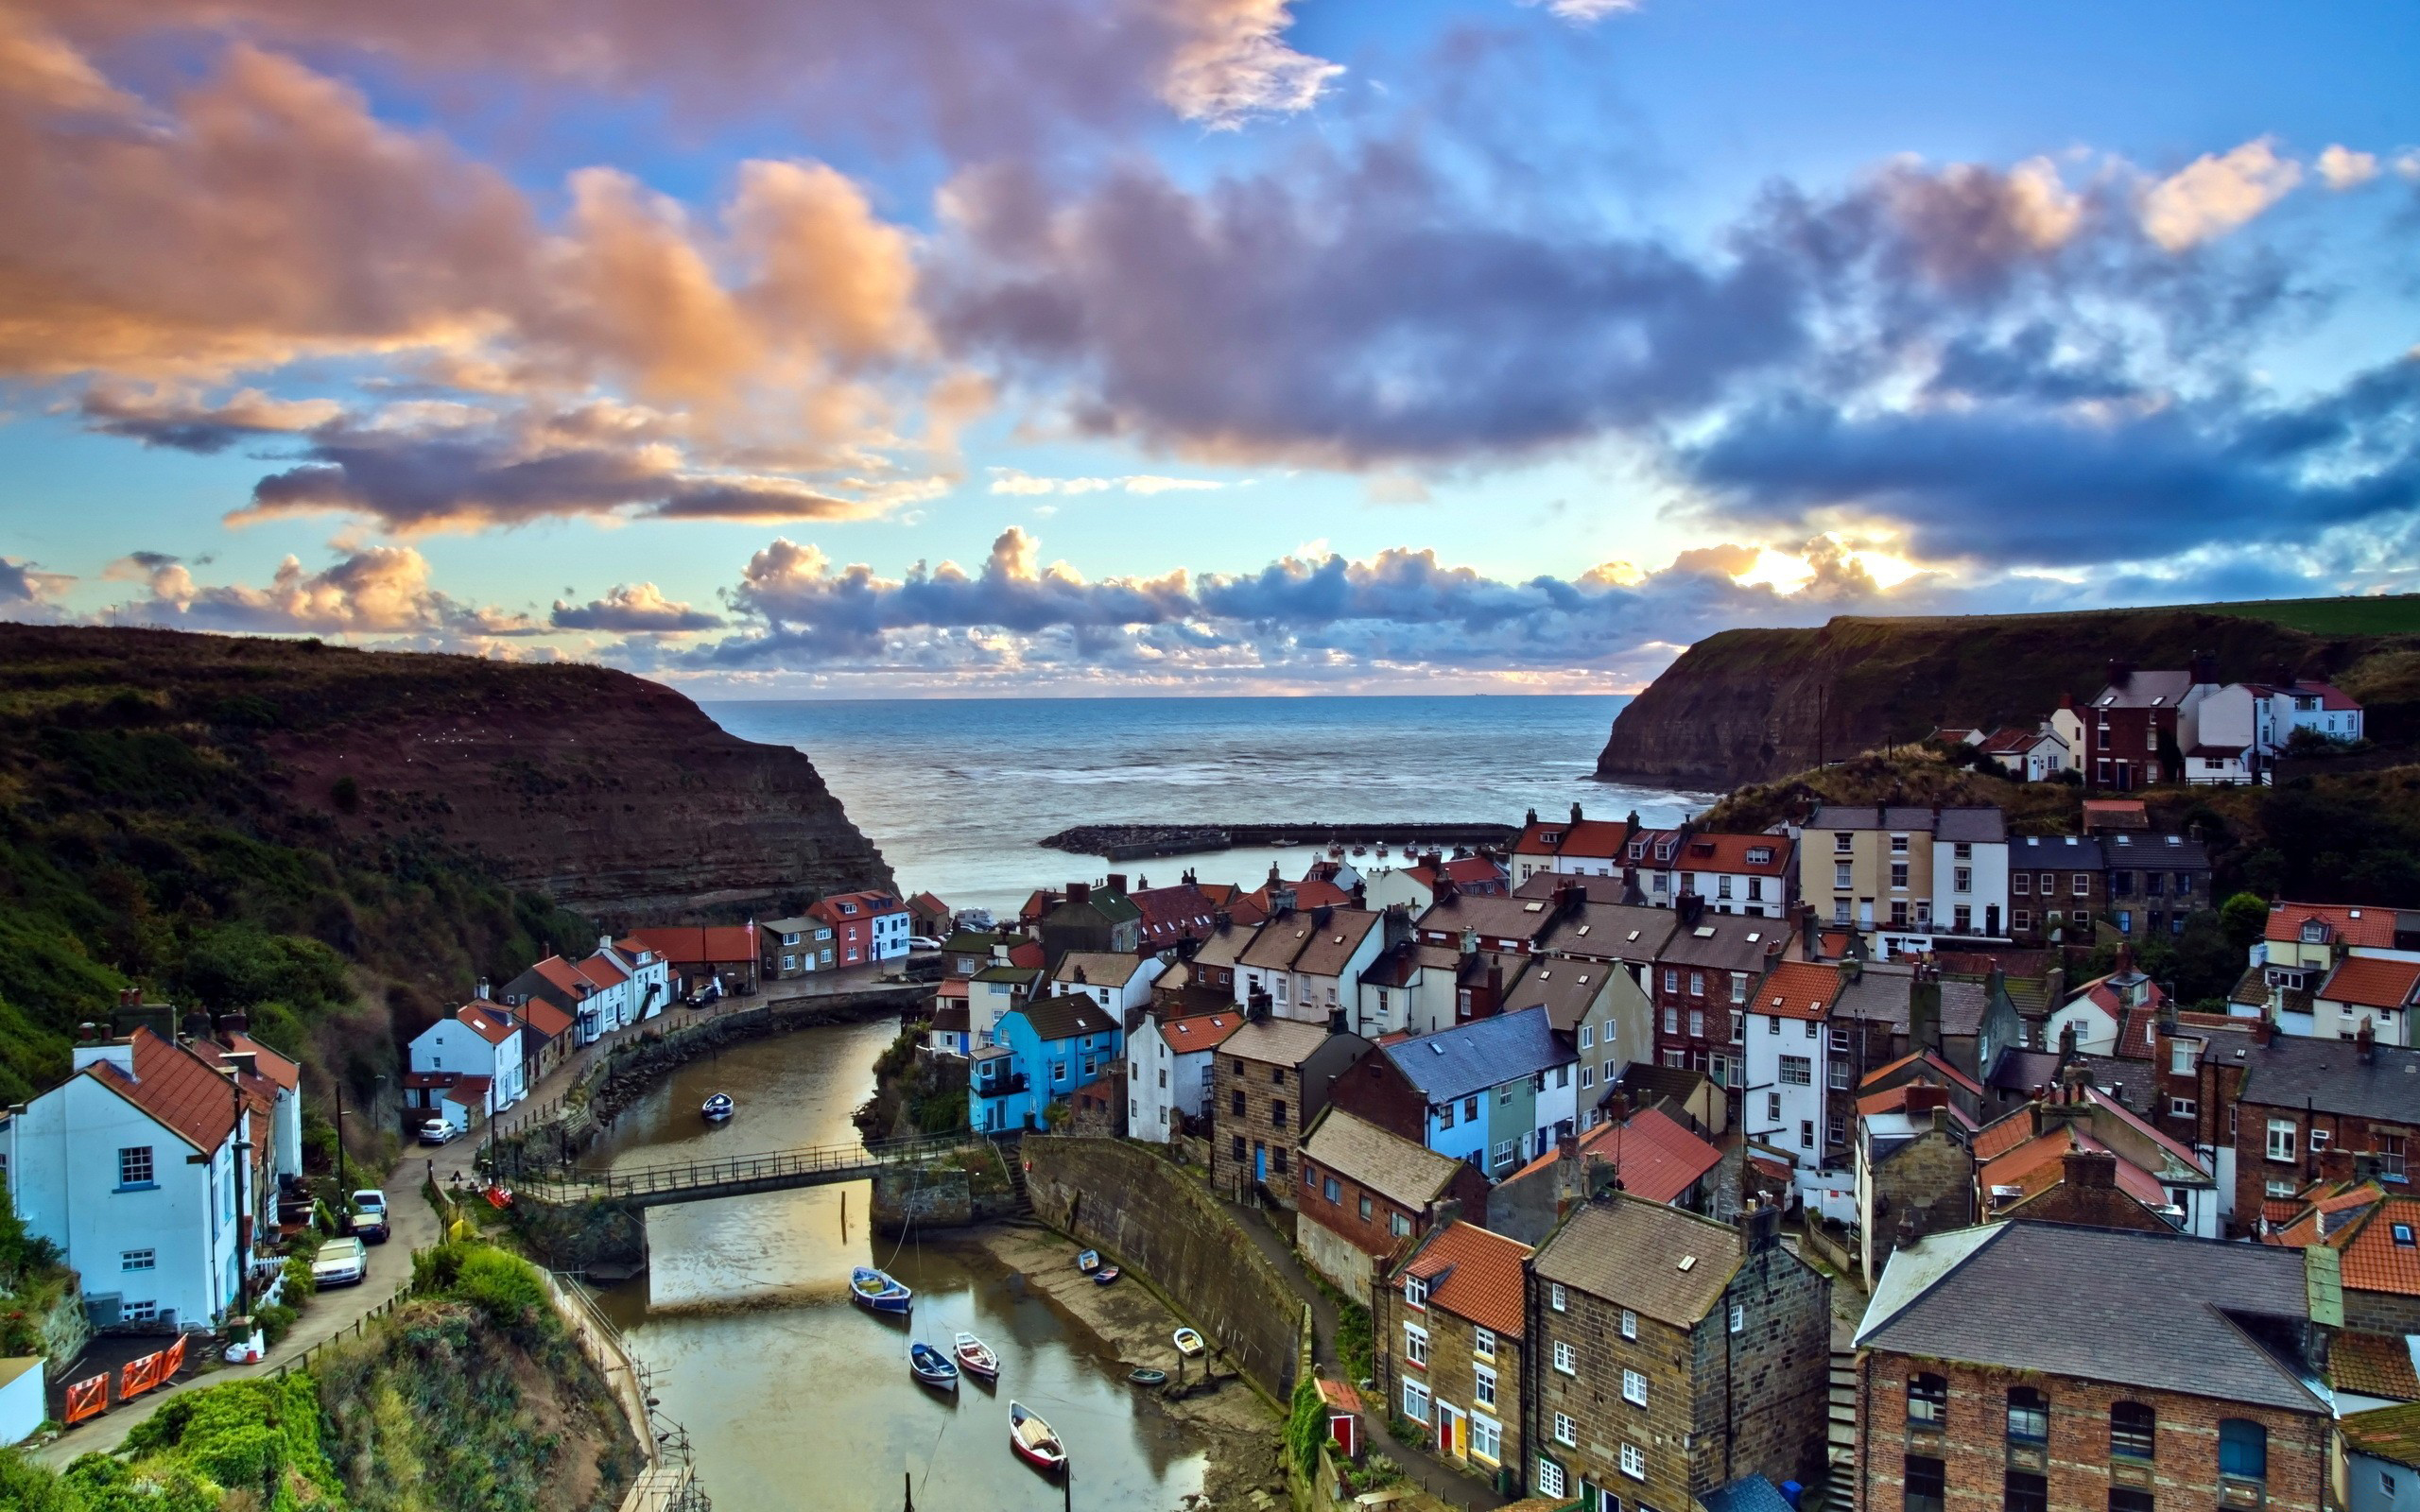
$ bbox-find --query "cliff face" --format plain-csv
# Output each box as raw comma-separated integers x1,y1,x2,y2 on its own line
0,625,890,922
1596,610,2355,790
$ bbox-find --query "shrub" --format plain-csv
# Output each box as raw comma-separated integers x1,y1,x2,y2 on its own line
253,1301,299,1346
1285,1376,1328,1477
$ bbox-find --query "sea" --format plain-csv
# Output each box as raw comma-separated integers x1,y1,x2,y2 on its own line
700,696,1715,919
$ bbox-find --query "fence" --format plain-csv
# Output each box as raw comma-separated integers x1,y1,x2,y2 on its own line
269,1268,424,1381
544,1268,711,1512
513,1131,981,1206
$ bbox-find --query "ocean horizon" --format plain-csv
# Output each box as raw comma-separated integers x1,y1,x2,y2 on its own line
703,695,1717,916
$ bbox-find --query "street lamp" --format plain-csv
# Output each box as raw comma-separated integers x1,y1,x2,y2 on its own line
334,1074,387,1199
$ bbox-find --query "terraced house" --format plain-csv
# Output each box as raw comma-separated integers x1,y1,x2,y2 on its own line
1375,1219,1532,1491
1526,1195,1830,1509
1210,1017,1372,1202
1331,1005,1577,1176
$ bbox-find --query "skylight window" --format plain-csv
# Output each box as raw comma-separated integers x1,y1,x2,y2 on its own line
2396,1224,2415,1247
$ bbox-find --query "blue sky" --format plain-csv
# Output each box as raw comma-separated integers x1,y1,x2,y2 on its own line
3,0,2416,695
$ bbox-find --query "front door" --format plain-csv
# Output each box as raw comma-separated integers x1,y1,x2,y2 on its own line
1435,1400,1464,1461
1254,1143,1268,1182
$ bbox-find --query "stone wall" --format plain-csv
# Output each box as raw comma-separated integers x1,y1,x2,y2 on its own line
42,1275,91,1380
863,1166,1032,1236
1025,1135,1302,1401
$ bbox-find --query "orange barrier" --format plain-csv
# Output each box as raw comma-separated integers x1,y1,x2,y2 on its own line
120,1348,167,1400
63,1374,107,1424
160,1333,187,1380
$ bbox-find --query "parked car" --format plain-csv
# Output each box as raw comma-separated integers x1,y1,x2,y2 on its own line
417,1117,459,1145
908,936,943,952
350,1189,389,1243
311,1236,368,1288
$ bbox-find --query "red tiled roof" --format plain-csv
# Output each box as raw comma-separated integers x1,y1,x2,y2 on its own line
2267,902,2400,949
1512,816,1633,860
2081,799,2149,825
1132,884,1221,942
512,996,575,1040
1008,940,1045,970
578,954,630,989
2268,1186,2420,1297
2248,679,2362,712
1673,833,1792,877
1980,727,2048,755
934,976,970,1000
1983,1126,2168,1211
1404,1222,1531,1339
1970,1111,2039,1161
2321,956,2420,1011
83,1030,245,1153
1160,1010,1248,1052
2331,1331,2420,1400
441,1074,492,1107
457,1003,520,1046
225,1033,301,1091
810,890,904,926
1755,961,1843,1021
1855,1085,1979,1129
911,891,948,914
628,926,761,965
532,956,590,1000
1317,1379,1363,1414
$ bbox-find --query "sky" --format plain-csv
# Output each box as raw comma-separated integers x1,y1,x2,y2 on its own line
3,0,2417,696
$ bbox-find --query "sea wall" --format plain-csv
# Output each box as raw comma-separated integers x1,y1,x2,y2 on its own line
1024,1135,1301,1401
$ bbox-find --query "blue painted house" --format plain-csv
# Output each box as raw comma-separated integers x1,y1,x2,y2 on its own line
970,993,1124,1134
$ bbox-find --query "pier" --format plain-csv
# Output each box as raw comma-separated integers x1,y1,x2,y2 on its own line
1039,819,1518,860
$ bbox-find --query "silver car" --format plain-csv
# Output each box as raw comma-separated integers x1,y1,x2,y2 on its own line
311,1236,368,1288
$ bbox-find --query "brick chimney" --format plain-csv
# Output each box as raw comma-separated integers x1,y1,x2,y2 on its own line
2253,1013,2277,1048
1570,802,1584,827
2319,1147,2357,1184
1678,892,1705,927
2062,1147,2118,1191
1068,880,1091,905
2106,658,2132,689
1910,965,1943,1056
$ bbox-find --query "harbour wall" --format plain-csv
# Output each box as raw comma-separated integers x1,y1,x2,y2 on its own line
1040,821,1517,860
1024,1135,1301,1402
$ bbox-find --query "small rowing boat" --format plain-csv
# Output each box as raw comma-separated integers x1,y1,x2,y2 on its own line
1093,1265,1120,1286
953,1332,1000,1381
908,1340,959,1390
1128,1366,1167,1386
849,1266,912,1314
1075,1248,1101,1275
1009,1400,1066,1473
1172,1327,1205,1359
700,1092,734,1123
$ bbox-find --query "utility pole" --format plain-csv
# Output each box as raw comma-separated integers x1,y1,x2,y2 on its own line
335,1076,349,1197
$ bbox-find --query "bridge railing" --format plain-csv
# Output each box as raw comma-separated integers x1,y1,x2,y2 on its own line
519,1132,982,1204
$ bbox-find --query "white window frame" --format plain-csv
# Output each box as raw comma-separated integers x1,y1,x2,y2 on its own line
1622,1368,1648,1407
1550,1282,1567,1313
1403,1380,1430,1422
1537,1458,1567,1498
1554,1412,1578,1447
1621,1442,1648,1480
1553,1340,1577,1375
1475,1364,1498,1410
1404,1323,1429,1368
1619,1307,1637,1338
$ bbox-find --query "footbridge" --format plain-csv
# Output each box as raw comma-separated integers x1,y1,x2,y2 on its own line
515,1132,1002,1211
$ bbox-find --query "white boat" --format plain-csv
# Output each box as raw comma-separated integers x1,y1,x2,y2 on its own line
1172,1327,1206,1359
701,1092,734,1123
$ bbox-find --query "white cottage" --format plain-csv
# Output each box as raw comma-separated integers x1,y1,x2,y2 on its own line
406,1002,525,1126
1125,1006,1246,1142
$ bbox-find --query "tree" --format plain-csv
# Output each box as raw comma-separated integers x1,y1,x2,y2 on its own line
2219,892,2271,953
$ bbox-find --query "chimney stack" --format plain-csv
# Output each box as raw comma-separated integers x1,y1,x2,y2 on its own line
1068,880,1091,905
1910,966,1943,1056
2106,658,2132,689
1678,892,1705,927
1570,803,1584,827
1106,872,1128,895
2062,1147,2118,1191
2360,1017,2377,1066
2253,1013,2277,1048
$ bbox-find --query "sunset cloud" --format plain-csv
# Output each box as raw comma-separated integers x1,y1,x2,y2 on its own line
2137,137,2303,251
109,546,543,638
551,582,726,633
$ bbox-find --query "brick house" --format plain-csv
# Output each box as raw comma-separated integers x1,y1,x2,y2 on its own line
1853,1221,2329,1512
1295,1106,1491,1302
1209,1017,1372,1203
1525,1196,1830,1508
1650,896,1786,1092
2231,1021,2420,1234
1375,1219,1532,1488
2258,1175,2420,1335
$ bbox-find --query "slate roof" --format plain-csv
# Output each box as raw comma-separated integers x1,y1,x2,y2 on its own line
972,963,1046,987
1303,1107,1467,1208
1987,1047,2064,1097
1860,1048,1985,1098
1054,951,1152,988
1656,912,1786,973
1417,891,1564,947
1538,901,1678,962
2238,1034,2420,1122
1702,1477,1798,1512
1935,808,2007,844
1294,910,1383,977
2012,834,2105,872
1381,1007,1569,1104
2091,669,2197,710
1831,963,1989,1039
1403,1220,1531,1340
2099,832,2212,870
1856,1222,2324,1414
1531,1196,1744,1328
1011,994,1120,1042
760,916,816,936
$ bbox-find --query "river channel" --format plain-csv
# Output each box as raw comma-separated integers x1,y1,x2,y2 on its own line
584,1019,1210,1511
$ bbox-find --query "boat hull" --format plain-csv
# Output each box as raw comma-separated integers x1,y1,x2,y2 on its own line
952,1333,1001,1381
850,1267,913,1314
1009,1403,1066,1474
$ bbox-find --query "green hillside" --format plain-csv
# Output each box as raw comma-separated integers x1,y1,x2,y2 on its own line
2192,594,2420,637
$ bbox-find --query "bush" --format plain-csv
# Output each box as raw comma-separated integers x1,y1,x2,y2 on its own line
1285,1376,1328,1477
415,1241,551,1332
253,1301,299,1346
282,1248,319,1304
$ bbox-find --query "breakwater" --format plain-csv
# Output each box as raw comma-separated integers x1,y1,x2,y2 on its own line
1041,820,1518,860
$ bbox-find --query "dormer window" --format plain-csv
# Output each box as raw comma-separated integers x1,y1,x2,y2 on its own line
2301,921,2328,944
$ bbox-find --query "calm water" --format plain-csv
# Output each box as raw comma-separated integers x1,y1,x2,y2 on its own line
588,1022,1205,1511
702,696,1709,915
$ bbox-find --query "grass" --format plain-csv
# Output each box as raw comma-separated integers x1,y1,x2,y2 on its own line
2192,595,2420,637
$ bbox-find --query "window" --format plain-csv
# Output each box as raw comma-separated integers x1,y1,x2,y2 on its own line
1835,832,1854,853
1582,1065,1596,1090
1551,1283,1568,1313
1322,1176,1340,1202
2007,1388,2048,1445
1404,1380,1430,1422
1537,1458,1566,1498
1392,1211,1411,1237
1729,1303,1745,1333
2072,874,2089,897
1903,1454,1945,1512
1688,971,1705,997
1464,1095,1479,1122
1473,1327,1495,1360
1580,1024,1594,1050
1767,1091,1782,1121
1908,1373,1946,1427
1801,1119,1815,1148
2004,1471,2048,1512
2109,1491,2152,1512
1622,1368,1648,1406
1553,1340,1577,1375
2266,1119,2297,1162
2169,1097,2197,1121
1360,1194,1374,1220
1835,862,1855,890
1438,1101,1455,1130
2110,1401,2154,1461
1232,1135,1246,1162
2013,911,2031,933
1830,1059,1851,1091
2381,1134,2410,1181
2014,873,2031,896
1620,1307,1637,1338
1493,1141,1516,1172
1780,1055,1811,1086
1554,1412,1577,1447
2219,1419,2266,1481
1731,1011,1745,1042
121,1248,156,1272
116,1146,154,1188
1620,1442,1647,1480
1891,862,1910,890
1404,1324,1429,1367
1470,1414,1500,1464
1231,1089,1246,1116
1689,1009,1704,1039
1891,833,1910,854
1271,1099,1288,1128
1499,1084,1514,1107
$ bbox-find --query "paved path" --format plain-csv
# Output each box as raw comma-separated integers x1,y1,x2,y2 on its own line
1216,1195,1511,1511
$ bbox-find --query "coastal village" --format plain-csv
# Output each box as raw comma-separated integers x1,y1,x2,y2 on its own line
4,648,2418,1512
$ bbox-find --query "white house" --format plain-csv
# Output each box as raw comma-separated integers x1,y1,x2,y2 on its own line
1236,906,1390,1025
2187,679,2366,784
3,1030,261,1332
1051,952,1167,1014
1125,1006,1246,1142
1657,832,1795,918
1510,806,1637,886
2043,966,2168,1057
1741,962,1848,1210
1978,726,2069,782
1929,807,2010,941
216,1030,302,1183
406,1003,525,1124
1361,855,1508,914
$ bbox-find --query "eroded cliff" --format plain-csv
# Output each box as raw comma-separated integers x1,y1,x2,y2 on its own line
1594,610,2351,790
